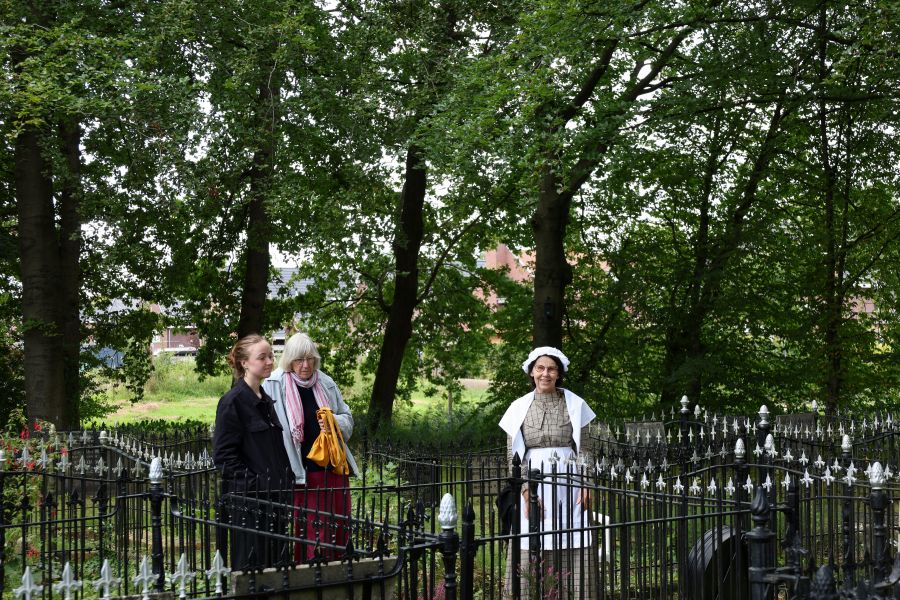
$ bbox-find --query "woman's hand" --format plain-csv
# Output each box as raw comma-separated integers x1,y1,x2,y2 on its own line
521,487,544,520
576,488,591,510
317,416,331,433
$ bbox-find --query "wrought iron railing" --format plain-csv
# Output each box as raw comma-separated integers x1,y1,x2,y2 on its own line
0,402,897,599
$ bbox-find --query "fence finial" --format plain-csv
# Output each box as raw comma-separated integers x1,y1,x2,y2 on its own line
869,461,884,490
206,550,232,596
133,556,155,600
14,567,43,600
841,435,852,454
171,553,196,599
811,564,837,599
93,559,122,600
734,438,745,459
53,562,82,600
764,434,776,457
149,457,163,484
439,493,457,529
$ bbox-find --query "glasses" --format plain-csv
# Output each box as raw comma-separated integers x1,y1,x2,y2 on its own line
292,356,316,365
533,365,558,375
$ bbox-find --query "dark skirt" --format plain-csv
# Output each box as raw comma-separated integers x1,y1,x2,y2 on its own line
219,484,291,571
293,471,352,562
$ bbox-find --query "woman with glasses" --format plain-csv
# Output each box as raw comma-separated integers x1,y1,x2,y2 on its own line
499,346,597,599
263,332,359,562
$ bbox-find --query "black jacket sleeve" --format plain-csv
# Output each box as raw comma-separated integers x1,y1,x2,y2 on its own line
213,394,248,481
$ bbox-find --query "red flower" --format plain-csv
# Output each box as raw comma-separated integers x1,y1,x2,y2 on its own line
33,420,42,432
60,447,69,456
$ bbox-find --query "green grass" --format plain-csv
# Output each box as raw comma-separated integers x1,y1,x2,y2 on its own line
99,356,231,424
99,357,491,425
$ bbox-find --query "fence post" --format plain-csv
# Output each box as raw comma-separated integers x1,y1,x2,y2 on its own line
783,473,809,598
459,501,475,600
149,457,165,592
511,453,522,600
758,406,777,573
527,467,542,599
746,486,774,600
733,437,748,594
438,493,459,600
840,435,855,590
0,449,6,597
869,462,888,584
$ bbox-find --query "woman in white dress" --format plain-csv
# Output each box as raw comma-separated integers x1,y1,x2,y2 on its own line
499,346,597,600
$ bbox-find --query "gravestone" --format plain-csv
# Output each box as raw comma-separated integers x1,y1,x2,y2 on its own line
685,526,749,600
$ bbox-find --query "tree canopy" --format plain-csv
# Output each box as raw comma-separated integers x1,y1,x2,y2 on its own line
1,0,897,431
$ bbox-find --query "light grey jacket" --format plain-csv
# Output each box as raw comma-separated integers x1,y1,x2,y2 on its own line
263,368,361,483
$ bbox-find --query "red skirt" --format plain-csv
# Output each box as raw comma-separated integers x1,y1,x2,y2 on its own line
293,471,351,562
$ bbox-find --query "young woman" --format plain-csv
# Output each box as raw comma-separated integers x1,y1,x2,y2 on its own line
213,334,292,570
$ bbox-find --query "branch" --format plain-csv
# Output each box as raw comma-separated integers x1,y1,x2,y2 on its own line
557,40,619,127
354,266,390,314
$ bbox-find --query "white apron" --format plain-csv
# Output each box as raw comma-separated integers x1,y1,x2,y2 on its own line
518,446,591,550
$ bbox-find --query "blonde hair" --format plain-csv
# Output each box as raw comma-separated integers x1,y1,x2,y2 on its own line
227,334,268,379
278,332,321,372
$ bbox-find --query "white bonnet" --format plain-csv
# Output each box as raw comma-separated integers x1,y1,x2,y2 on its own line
521,346,570,374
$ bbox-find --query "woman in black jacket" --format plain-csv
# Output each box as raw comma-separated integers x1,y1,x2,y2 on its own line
213,334,293,571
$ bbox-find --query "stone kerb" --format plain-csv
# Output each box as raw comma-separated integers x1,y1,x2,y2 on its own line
231,557,399,599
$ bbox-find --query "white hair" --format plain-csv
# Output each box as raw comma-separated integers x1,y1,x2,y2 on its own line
278,332,321,372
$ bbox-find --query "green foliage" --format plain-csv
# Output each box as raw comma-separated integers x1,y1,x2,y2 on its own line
0,298,24,429
1,0,898,428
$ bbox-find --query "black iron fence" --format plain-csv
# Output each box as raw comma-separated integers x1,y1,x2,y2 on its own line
0,402,897,599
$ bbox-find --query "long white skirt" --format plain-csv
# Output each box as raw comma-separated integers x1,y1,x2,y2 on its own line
518,446,591,550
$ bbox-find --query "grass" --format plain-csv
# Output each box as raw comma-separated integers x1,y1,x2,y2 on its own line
99,357,492,425
99,356,231,424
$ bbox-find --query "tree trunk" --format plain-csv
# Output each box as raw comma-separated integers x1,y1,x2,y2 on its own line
820,137,843,414
367,145,426,434
660,118,720,407
58,120,82,427
526,26,695,351
817,7,844,415
236,80,277,340
659,99,785,408
531,165,573,349
236,186,271,339
12,1,82,429
15,124,68,425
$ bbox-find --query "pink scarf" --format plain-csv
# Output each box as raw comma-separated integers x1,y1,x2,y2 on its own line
283,370,329,445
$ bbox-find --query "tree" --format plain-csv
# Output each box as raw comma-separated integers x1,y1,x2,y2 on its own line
280,0,519,434
575,0,900,413
480,0,899,414
2,0,202,425
166,0,350,376
788,2,900,413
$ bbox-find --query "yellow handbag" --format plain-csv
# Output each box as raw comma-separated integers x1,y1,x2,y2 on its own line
306,407,350,475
